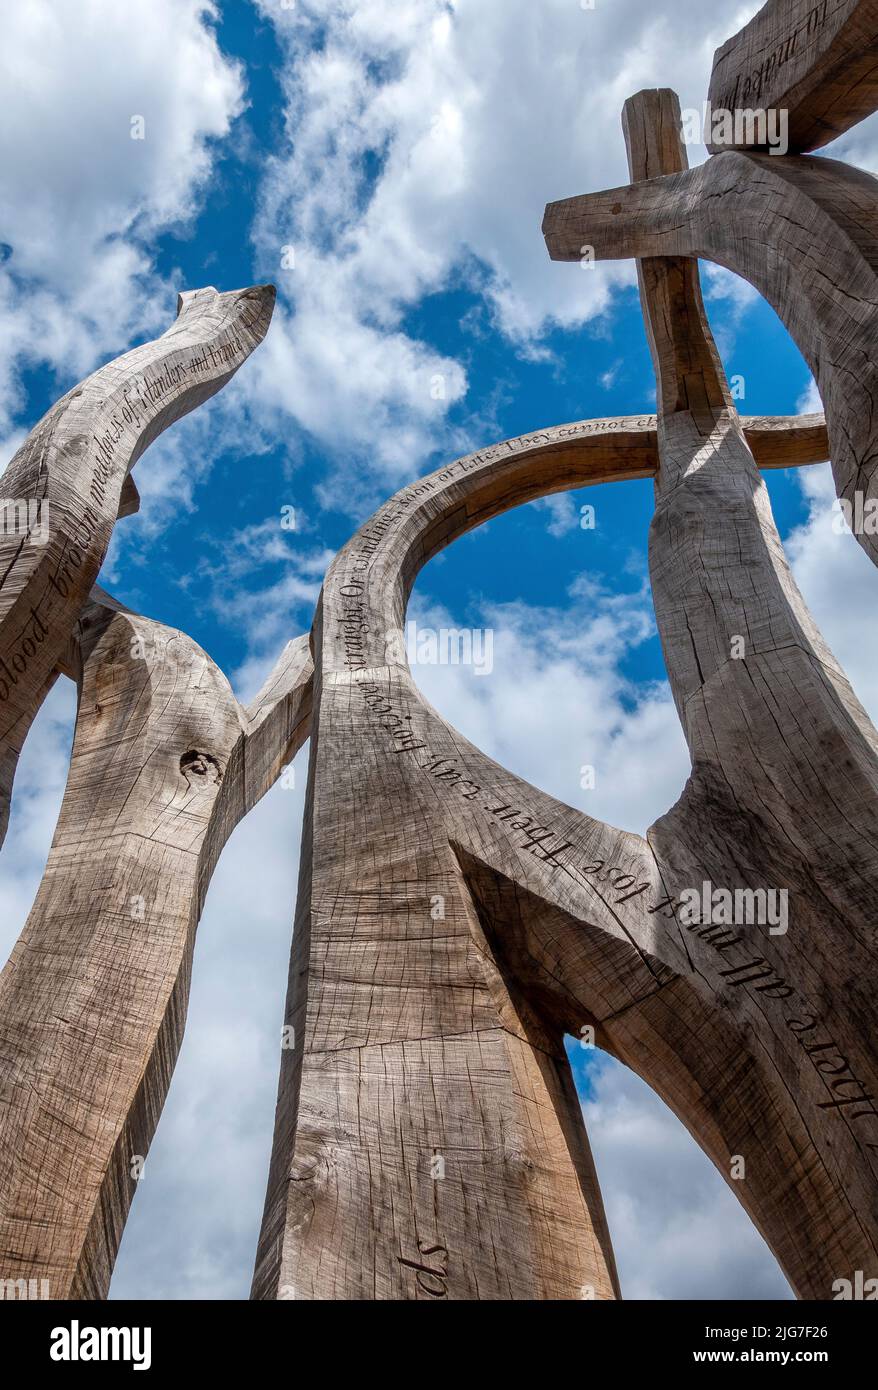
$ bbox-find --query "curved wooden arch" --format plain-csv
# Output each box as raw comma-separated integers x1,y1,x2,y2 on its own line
254,87,878,1301
252,378,878,1298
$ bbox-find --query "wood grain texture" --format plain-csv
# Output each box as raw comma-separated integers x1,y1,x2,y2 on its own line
252,92,877,1301
0,394,827,880
6,49,876,1302
0,590,311,1299
708,0,878,153
543,145,878,566
251,406,866,1300
0,283,275,848
627,88,878,1299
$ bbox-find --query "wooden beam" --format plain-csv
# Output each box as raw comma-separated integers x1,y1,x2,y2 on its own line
0,591,311,1298
543,150,878,566
708,0,878,153
0,283,276,848
632,86,878,1295
622,88,731,432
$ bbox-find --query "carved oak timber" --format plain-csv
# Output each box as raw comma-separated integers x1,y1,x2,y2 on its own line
251,402,870,1300
626,87,878,1298
0,283,276,848
543,148,878,568
251,83,878,1301
0,589,311,1299
6,0,878,1299
0,402,831,1301
708,0,878,153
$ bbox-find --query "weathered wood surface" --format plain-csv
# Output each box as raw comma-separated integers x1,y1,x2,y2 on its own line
4,33,876,1299
0,283,275,848
543,146,878,567
708,0,878,153
0,397,821,898
0,399,828,1300
251,411,867,1301
0,589,311,1299
252,89,878,1300
0,484,142,862
629,88,878,1298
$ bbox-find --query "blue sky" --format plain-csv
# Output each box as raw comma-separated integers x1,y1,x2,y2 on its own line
78,2,815,690
3,0,878,1301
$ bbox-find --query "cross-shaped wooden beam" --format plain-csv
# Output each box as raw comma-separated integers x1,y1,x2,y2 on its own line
621,87,732,434
543,82,878,566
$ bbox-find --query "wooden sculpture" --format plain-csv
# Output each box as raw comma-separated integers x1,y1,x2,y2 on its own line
3,0,878,1302
0,284,315,1298
0,591,311,1298
0,283,276,847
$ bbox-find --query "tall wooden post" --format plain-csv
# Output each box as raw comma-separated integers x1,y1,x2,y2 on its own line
0,591,311,1298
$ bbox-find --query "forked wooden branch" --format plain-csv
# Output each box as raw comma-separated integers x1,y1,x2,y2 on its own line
0,590,311,1298
0,282,276,847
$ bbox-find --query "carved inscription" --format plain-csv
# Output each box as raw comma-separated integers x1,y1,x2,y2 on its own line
397,1240,449,1298
346,676,878,1165
713,1,832,116
325,404,878,1219
0,330,246,713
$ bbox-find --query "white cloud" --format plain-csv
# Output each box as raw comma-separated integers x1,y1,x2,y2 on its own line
0,0,244,432
822,109,878,177
797,377,822,415
783,462,878,723
533,491,581,537
701,264,761,359
185,511,332,702
583,1053,793,1300
600,360,623,391
0,681,76,972
247,0,740,488
409,578,689,835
